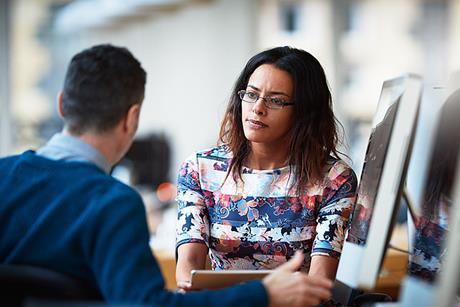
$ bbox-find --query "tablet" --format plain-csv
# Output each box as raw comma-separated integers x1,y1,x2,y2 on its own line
190,269,271,290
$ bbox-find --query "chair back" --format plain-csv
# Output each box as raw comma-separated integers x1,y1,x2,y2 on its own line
0,264,103,306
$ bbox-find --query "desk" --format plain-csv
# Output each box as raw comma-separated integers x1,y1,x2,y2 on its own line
153,225,410,294
153,250,176,289
155,250,408,295
374,225,409,300
375,250,408,299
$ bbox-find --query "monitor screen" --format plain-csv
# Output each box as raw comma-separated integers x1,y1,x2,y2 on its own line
334,74,422,303
400,88,460,307
121,134,171,189
346,82,402,245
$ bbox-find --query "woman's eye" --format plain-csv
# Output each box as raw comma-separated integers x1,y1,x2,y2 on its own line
270,98,284,105
246,92,258,99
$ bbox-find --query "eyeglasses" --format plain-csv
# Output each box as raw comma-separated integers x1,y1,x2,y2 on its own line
238,90,294,110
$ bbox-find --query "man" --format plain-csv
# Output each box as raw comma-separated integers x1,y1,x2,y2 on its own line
0,45,332,306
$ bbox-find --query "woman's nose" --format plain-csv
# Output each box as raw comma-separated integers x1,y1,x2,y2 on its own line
252,97,267,115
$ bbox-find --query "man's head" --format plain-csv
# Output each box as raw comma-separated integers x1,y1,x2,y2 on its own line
60,44,146,135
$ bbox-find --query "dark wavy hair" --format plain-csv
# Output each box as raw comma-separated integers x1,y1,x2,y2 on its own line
219,46,342,191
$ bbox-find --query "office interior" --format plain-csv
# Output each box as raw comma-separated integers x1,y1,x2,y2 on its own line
1,0,460,305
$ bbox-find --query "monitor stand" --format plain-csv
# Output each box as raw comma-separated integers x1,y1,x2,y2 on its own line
332,185,416,306
332,279,360,306
402,186,418,226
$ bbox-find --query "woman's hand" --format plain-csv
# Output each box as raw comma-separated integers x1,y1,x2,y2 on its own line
176,280,193,293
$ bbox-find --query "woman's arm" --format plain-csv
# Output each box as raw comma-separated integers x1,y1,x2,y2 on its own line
176,242,208,286
175,154,210,289
308,255,338,280
310,162,358,281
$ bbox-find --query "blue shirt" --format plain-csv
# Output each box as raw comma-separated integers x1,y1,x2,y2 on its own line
37,132,111,174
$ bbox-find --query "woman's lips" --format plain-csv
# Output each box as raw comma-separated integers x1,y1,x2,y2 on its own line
246,119,268,129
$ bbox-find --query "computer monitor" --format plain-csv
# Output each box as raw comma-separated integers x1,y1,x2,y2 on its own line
333,74,423,303
120,133,171,189
434,152,460,307
399,88,460,307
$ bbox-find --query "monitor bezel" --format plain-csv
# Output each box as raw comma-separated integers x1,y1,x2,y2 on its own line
335,74,423,294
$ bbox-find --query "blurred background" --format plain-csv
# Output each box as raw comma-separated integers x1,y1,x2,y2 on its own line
1,0,460,277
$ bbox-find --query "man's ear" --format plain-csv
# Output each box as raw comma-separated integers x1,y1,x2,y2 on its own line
124,104,141,135
57,92,65,119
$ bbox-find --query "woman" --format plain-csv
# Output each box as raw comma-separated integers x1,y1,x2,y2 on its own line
175,46,357,286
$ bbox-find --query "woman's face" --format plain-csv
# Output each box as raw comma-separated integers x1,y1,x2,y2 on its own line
241,64,295,147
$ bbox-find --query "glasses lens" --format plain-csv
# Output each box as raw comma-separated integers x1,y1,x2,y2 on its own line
266,98,284,109
238,90,289,109
239,90,258,103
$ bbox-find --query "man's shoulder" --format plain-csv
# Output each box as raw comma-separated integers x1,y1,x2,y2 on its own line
0,151,43,174
101,177,140,199
72,167,139,199
69,168,143,215
0,151,32,164
2,150,139,201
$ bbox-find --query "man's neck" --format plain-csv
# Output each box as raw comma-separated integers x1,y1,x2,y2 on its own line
62,129,120,166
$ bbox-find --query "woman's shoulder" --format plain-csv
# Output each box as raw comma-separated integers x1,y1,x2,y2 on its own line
179,145,232,183
181,144,232,168
324,156,356,181
312,157,358,195
194,144,232,160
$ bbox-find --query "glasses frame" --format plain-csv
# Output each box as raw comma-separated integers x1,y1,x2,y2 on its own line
237,90,294,110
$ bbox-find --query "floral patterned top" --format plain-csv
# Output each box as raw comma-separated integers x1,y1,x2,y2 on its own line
175,145,357,271
409,197,450,282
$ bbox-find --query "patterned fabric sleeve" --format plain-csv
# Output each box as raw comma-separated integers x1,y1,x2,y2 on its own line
311,162,358,259
175,153,210,252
